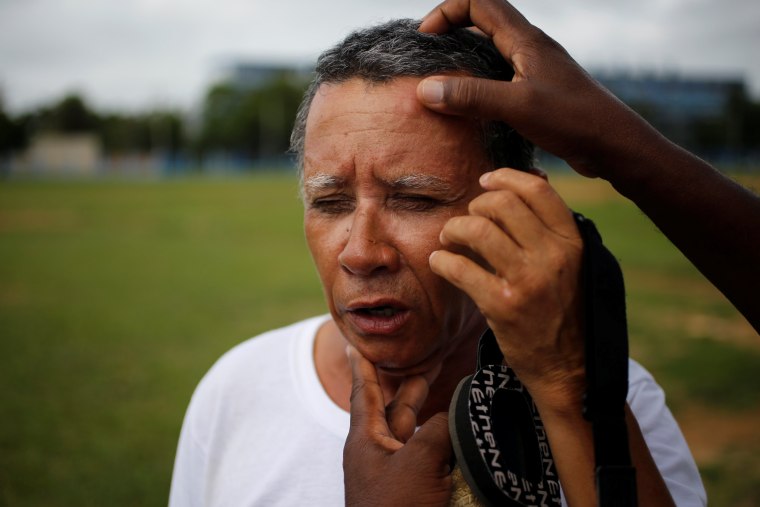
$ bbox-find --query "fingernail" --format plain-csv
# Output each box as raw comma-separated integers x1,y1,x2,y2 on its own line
420,79,444,104
479,171,492,185
429,250,439,263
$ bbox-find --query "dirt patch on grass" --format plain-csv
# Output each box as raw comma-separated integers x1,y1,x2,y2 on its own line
549,175,624,206
0,209,80,233
625,268,718,297
625,268,758,349
677,405,760,464
731,174,760,193
549,172,760,207
678,313,757,347
0,283,28,306
641,307,759,350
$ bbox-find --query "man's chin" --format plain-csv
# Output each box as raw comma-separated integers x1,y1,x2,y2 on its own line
334,319,447,376
363,346,444,378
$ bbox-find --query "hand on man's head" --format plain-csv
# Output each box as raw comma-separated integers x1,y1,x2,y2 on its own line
416,0,661,179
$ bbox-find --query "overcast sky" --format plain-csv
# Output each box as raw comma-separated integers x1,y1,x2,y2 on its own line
1,0,759,113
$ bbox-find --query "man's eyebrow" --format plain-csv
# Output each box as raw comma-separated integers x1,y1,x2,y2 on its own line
387,174,453,193
301,172,455,198
302,173,346,195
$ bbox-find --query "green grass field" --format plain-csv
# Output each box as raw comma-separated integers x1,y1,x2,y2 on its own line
1,173,758,505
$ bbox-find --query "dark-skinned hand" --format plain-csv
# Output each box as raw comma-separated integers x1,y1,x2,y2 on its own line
417,0,760,334
343,346,453,507
417,0,659,179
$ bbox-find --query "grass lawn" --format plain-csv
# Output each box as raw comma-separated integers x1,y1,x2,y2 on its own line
1,172,758,505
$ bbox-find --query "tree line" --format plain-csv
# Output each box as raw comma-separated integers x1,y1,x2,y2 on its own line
0,74,309,168
1,73,759,169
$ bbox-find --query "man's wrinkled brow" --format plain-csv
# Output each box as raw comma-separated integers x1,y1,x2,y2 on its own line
303,173,346,196
388,174,453,193
303,172,453,195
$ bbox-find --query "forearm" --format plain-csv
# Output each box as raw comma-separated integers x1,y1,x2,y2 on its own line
596,130,760,332
537,400,675,507
624,405,677,506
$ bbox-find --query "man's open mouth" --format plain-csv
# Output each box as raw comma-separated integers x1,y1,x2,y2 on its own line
353,306,402,317
344,301,411,335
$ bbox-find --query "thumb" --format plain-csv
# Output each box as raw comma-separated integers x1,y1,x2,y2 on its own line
417,75,526,123
404,412,453,473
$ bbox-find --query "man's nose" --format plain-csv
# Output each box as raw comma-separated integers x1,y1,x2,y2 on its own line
338,209,400,276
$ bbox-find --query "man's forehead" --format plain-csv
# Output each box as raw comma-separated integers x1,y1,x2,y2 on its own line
304,77,483,151
310,78,424,117
301,76,492,193
305,77,457,145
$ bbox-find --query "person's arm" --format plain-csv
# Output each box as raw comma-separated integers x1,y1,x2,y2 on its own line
169,378,214,507
417,0,760,333
430,167,676,506
627,361,707,505
343,346,453,507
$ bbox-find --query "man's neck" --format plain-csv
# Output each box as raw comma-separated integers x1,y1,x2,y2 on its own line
314,318,482,424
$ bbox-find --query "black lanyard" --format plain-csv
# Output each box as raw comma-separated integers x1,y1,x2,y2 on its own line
576,213,637,507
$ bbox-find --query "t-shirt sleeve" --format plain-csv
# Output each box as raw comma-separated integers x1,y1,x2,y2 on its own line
169,370,217,507
627,360,707,507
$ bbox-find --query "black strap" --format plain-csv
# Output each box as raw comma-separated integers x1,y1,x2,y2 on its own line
575,213,637,507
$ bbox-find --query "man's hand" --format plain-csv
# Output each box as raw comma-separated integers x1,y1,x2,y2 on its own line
416,0,661,179
428,169,675,506
429,168,585,411
344,346,453,507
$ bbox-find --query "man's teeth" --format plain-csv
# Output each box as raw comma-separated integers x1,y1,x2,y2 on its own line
366,307,398,317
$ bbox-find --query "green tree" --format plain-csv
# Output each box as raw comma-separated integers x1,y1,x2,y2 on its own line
197,82,258,156
35,94,99,132
0,108,21,157
99,110,185,155
195,74,308,162
0,95,29,157
255,76,309,159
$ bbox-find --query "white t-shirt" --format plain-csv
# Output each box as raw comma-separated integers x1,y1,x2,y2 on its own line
169,315,706,506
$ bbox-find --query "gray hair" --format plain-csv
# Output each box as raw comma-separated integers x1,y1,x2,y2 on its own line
289,19,534,173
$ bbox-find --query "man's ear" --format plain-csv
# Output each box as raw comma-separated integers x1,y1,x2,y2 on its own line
527,167,548,181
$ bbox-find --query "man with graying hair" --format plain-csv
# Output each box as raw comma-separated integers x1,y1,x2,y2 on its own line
169,18,706,507
289,19,533,174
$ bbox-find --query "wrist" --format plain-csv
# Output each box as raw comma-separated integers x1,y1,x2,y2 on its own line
522,368,587,421
589,105,670,184
588,109,709,202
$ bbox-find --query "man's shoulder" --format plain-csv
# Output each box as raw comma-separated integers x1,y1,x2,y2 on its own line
190,315,329,398
225,315,327,357
181,314,330,430
627,358,661,394
209,314,328,377
626,360,707,505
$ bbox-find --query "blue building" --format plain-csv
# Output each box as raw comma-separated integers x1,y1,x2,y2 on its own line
594,71,746,157
224,62,313,91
